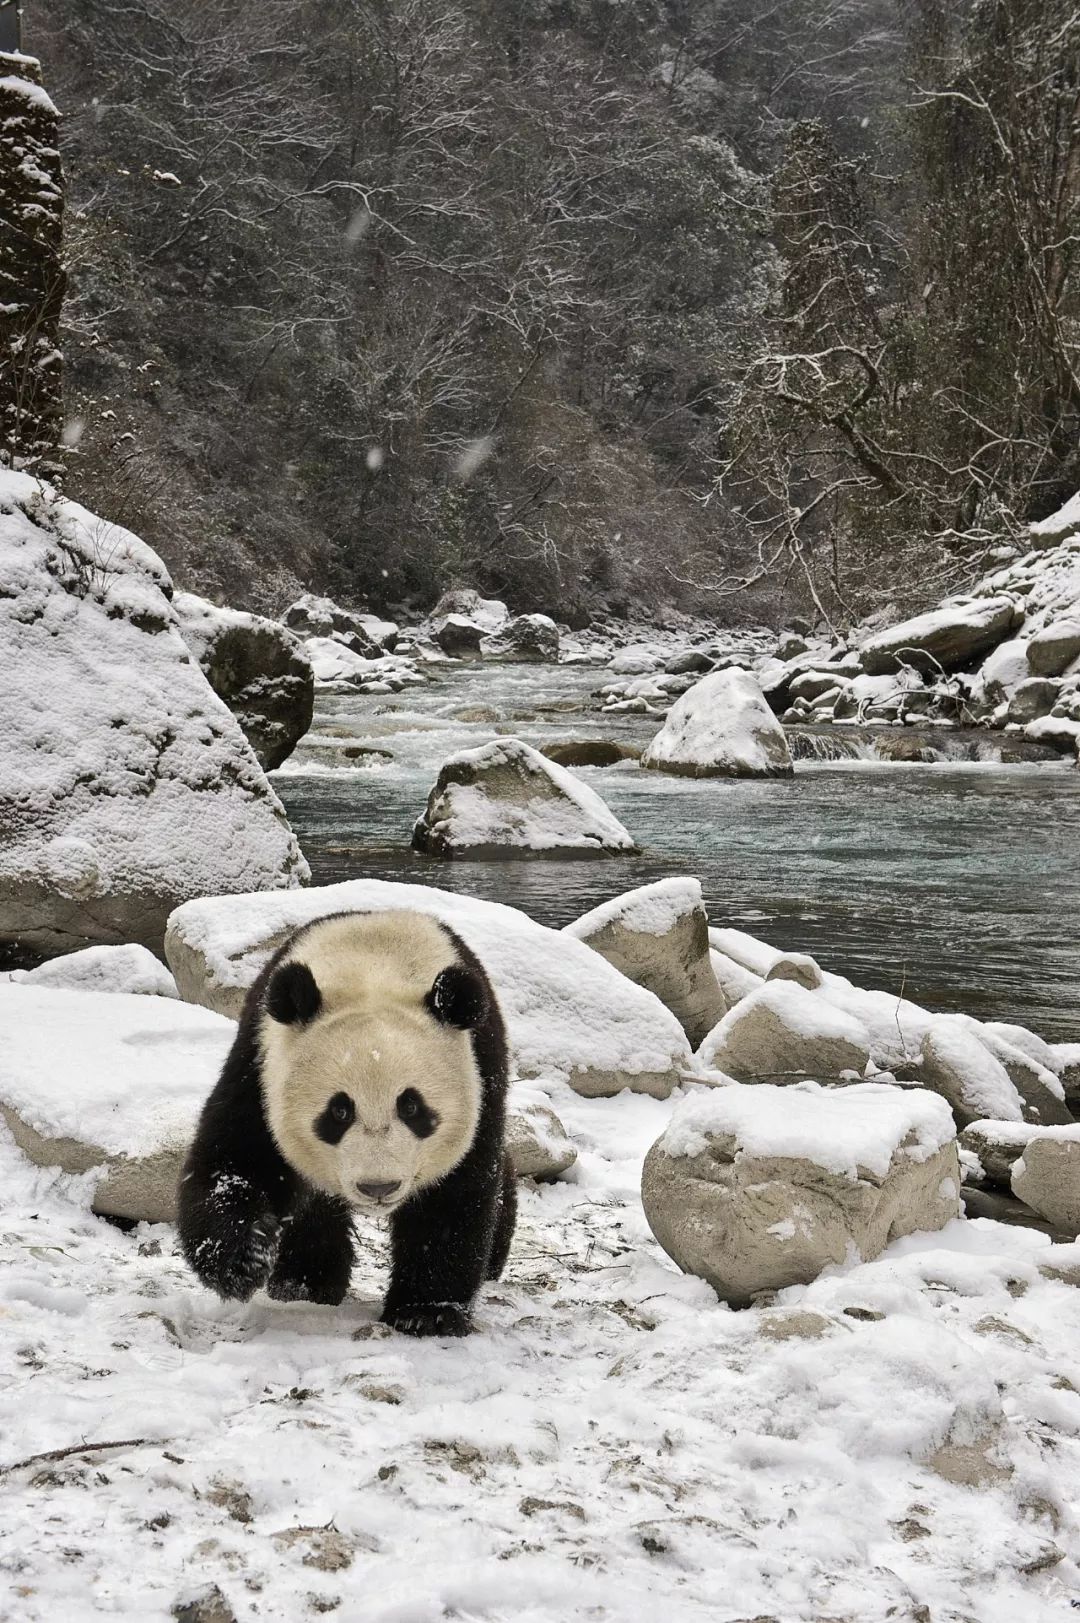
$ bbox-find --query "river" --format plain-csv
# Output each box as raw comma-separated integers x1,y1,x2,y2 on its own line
273,661,1080,1041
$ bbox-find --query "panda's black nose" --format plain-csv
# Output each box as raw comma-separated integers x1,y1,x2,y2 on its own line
356,1179,401,1202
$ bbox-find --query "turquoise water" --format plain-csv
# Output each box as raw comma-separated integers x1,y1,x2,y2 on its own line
273,663,1080,1041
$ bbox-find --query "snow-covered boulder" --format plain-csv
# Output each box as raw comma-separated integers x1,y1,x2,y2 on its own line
165,879,692,1098
919,1018,1025,1127
969,637,1031,713
282,593,384,656
173,591,314,771
859,597,1018,676
0,942,177,997
765,952,825,991
1030,491,1080,549
664,648,714,676
641,668,793,779
412,738,637,859
608,647,663,676
0,985,233,1221
709,948,763,1006
303,639,423,694
1027,619,1080,678
433,612,487,656
1025,689,1080,754
480,613,560,662
642,1082,960,1305
564,879,726,1047
0,471,308,959
1012,1129,1080,1233
505,1100,578,1181
430,589,508,633
1006,677,1060,726
919,1016,1072,1128
697,981,871,1083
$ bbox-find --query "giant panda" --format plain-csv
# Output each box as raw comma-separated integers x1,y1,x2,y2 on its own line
177,910,516,1337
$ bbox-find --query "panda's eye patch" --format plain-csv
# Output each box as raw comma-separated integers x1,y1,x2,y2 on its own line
314,1092,355,1145
397,1087,438,1139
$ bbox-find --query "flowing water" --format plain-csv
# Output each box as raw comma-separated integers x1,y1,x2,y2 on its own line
273,662,1080,1040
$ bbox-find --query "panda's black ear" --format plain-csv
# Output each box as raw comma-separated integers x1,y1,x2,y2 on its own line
266,960,322,1026
427,964,487,1030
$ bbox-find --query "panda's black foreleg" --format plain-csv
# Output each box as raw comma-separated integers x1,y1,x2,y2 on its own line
267,1191,355,1305
486,1155,517,1282
383,1150,506,1337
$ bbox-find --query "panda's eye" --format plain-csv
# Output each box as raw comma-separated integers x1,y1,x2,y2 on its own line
315,1092,355,1144
397,1087,438,1138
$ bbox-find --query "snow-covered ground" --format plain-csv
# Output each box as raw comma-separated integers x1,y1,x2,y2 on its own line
3,1079,1079,1622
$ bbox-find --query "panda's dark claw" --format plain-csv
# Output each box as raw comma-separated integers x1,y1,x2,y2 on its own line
383,1302,472,1338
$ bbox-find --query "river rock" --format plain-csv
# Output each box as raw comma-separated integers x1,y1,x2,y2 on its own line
0,985,233,1221
564,878,726,1047
959,1120,1041,1190
480,613,560,662
1011,1130,1080,1234
664,648,714,676
282,593,383,657
969,637,1031,714
433,612,486,656
641,668,793,779
1,942,178,998
641,1082,960,1305
412,737,636,858
540,739,640,768
765,952,825,991
505,1102,578,1180
697,980,871,1082
174,591,315,771
165,878,692,1098
0,470,308,960
919,1018,1026,1127
1026,689,1080,753
1027,619,1080,677
430,589,508,633
859,596,1018,676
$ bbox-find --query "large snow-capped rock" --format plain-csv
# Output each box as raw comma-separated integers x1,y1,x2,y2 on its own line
641,668,793,778
642,1082,960,1305
859,597,1018,676
564,878,726,1047
282,593,391,656
697,980,871,1083
0,985,234,1221
412,738,637,858
480,613,560,662
173,591,314,770
0,472,308,959
165,879,692,1097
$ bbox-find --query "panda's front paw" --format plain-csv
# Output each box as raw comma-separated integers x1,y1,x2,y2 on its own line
190,1210,279,1302
267,1270,347,1306
383,1302,472,1338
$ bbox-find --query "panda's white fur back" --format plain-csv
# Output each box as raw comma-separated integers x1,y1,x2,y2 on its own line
258,912,483,1209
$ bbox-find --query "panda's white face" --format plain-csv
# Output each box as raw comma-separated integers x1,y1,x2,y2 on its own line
257,913,485,1212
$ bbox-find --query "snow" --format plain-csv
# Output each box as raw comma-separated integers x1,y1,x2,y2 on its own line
923,1017,1025,1122
416,738,637,854
659,1081,955,1179
564,876,702,941
0,942,178,997
2,1070,1078,1619
697,979,872,1073
303,637,422,689
0,73,59,117
166,879,691,1090
0,986,232,1158
0,469,308,940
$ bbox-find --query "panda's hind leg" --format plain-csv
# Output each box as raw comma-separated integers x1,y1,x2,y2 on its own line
267,1191,354,1305
486,1155,517,1282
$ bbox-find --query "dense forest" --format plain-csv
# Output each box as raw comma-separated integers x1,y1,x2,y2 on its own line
28,0,1080,625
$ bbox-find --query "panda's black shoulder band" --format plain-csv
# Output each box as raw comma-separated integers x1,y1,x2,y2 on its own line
266,960,322,1026
427,963,487,1030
